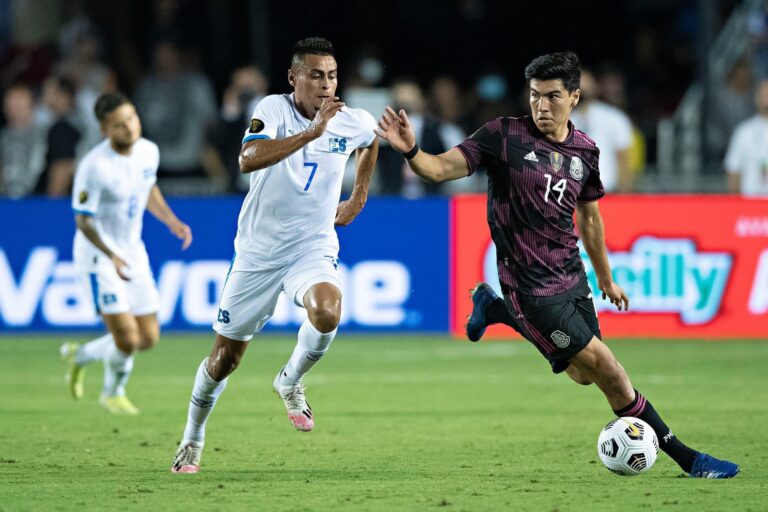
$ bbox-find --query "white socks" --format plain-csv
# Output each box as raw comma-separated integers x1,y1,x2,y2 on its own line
281,320,337,386
103,342,134,397
75,334,113,366
182,358,228,444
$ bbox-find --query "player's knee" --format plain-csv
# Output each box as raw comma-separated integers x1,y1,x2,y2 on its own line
308,300,341,333
207,345,244,381
138,332,159,351
111,327,141,353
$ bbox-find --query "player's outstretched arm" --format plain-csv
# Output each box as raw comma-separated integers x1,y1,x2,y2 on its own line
74,214,130,280
375,107,469,183
147,185,192,250
336,138,379,226
576,200,629,311
240,97,344,173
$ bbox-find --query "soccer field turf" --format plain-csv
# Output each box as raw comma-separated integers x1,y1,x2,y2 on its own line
1,335,766,511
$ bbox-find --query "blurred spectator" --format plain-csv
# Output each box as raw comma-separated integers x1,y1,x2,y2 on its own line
597,64,647,176
211,65,268,191
342,46,391,127
134,39,224,188
467,72,520,130
710,57,754,165
429,76,467,126
34,75,82,197
724,79,768,196
340,47,390,195
56,30,118,151
748,3,768,80
0,84,47,197
378,79,465,196
570,69,634,192
597,63,628,110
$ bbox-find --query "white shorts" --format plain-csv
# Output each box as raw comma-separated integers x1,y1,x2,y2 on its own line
80,266,160,316
213,251,341,341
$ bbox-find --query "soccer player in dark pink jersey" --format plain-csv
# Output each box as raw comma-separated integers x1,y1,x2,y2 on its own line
376,52,738,479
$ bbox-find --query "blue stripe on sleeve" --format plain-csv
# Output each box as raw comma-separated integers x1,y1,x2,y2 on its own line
242,134,271,144
73,209,95,216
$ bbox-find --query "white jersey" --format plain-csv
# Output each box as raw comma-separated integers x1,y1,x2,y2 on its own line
724,115,768,197
570,101,632,192
72,138,160,273
235,93,377,268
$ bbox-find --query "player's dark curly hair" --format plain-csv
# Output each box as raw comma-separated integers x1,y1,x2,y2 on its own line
524,52,581,92
291,37,334,66
94,92,132,122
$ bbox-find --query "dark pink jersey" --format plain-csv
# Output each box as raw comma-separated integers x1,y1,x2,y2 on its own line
456,116,604,296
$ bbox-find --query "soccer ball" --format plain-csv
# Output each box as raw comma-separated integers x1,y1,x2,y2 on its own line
597,417,659,476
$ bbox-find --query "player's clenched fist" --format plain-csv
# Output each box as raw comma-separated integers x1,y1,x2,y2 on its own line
375,106,416,154
307,97,344,138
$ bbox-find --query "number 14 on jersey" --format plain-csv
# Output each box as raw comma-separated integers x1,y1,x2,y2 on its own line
544,173,567,205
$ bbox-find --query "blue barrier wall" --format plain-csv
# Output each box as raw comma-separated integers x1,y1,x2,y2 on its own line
0,197,449,332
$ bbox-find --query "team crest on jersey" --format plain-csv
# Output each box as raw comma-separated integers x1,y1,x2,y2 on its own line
329,137,347,153
249,118,265,133
549,151,563,172
569,156,584,180
78,190,88,204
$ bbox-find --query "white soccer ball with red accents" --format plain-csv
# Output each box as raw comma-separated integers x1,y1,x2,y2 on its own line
597,417,659,476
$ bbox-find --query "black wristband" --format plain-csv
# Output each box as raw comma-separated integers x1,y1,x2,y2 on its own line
403,143,420,160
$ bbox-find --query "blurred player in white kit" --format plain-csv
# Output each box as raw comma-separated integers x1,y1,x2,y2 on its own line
61,92,192,414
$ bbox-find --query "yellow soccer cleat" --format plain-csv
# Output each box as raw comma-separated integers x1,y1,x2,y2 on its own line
59,342,85,399
99,394,140,415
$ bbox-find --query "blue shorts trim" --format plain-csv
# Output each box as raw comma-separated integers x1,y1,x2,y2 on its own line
89,273,100,314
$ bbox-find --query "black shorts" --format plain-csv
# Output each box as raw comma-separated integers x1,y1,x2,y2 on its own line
502,279,601,374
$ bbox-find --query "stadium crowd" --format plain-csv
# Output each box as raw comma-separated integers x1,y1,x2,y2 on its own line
0,0,765,198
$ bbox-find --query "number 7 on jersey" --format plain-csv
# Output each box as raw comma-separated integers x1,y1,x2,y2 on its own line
303,162,318,191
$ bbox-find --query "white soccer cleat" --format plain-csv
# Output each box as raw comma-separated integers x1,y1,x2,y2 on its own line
272,368,314,432
171,441,203,474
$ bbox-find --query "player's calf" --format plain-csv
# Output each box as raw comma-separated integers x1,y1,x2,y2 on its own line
564,365,593,385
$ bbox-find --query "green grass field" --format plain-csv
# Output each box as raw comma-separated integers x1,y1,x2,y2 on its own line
1,335,766,511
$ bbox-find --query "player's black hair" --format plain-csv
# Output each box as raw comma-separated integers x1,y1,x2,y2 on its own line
291,37,335,67
94,92,132,122
524,52,582,92
51,75,77,98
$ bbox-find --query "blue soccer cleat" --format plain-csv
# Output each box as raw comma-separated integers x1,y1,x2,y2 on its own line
466,282,501,342
689,453,740,479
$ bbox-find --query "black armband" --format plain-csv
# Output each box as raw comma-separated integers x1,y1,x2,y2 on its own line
403,143,420,160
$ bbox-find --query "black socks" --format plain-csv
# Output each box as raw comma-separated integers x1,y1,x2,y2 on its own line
486,297,516,326
613,390,699,472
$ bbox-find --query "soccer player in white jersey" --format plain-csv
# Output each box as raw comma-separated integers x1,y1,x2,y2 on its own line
171,37,378,473
60,92,192,415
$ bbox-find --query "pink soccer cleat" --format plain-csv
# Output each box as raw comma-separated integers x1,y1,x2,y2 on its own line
171,441,203,474
273,368,314,432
